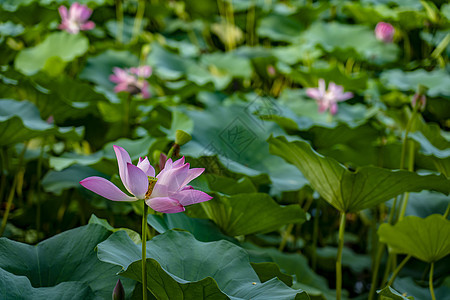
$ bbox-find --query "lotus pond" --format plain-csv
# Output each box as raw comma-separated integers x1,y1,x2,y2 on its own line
0,0,450,299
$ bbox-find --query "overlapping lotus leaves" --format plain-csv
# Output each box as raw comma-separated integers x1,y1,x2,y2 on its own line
182,95,308,194
97,230,309,299
0,224,135,299
378,214,450,263
0,99,83,146
380,69,450,98
268,136,450,212
15,32,88,75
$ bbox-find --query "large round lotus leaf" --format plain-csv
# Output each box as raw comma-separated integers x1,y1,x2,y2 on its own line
269,136,450,212
380,69,450,98
0,224,135,299
378,214,450,263
97,230,309,300
15,32,88,75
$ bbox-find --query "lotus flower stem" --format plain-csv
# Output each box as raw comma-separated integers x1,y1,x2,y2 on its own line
443,204,450,219
115,0,124,43
387,254,411,286
336,212,346,300
429,262,436,300
132,0,145,41
368,243,385,300
142,201,149,299
0,142,28,236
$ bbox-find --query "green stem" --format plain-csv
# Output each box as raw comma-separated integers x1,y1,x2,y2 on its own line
429,262,436,300
115,0,124,44
36,142,45,233
368,243,385,300
443,203,450,219
166,145,177,160
382,253,393,286
246,3,256,46
142,202,149,299
336,212,346,300
388,255,411,286
132,0,145,41
0,142,28,236
278,223,294,251
0,175,18,236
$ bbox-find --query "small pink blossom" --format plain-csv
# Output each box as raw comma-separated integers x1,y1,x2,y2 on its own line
306,79,353,115
58,3,95,34
412,93,426,111
375,22,395,43
80,146,212,213
109,66,152,99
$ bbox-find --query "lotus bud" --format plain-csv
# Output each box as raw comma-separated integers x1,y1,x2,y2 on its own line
112,279,125,300
375,22,395,43
175,130,192,146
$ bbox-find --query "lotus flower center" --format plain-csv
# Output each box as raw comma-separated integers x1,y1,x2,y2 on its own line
145,176,158,199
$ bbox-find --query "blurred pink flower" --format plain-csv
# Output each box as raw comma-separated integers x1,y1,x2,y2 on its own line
109,66,152,99
58,3,95,34
375,22,395,43
80,146,212,213
412,93,426,111
306,79,353,115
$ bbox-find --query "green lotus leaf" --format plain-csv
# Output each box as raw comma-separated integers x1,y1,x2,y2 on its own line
147,212,234,243
377,285,414,300
301,22,399,64
193,193,306,236
380,69,450,98
0,268,96,300
181,93,308,194
97,230,309,299
15,32,88,75
0,99,83,146
0,224,135,299
268,136,450,212
378,214,450,263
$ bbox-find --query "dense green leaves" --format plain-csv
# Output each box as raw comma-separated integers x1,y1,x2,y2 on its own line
97,230,309,299
378,214,450,263
0,99,82,145
269,136,450,212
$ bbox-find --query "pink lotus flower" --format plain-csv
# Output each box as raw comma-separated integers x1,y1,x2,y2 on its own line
375,22,395,43
80,146,212,213
109,66,152,99
58,3,95,34
306,79,353,115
